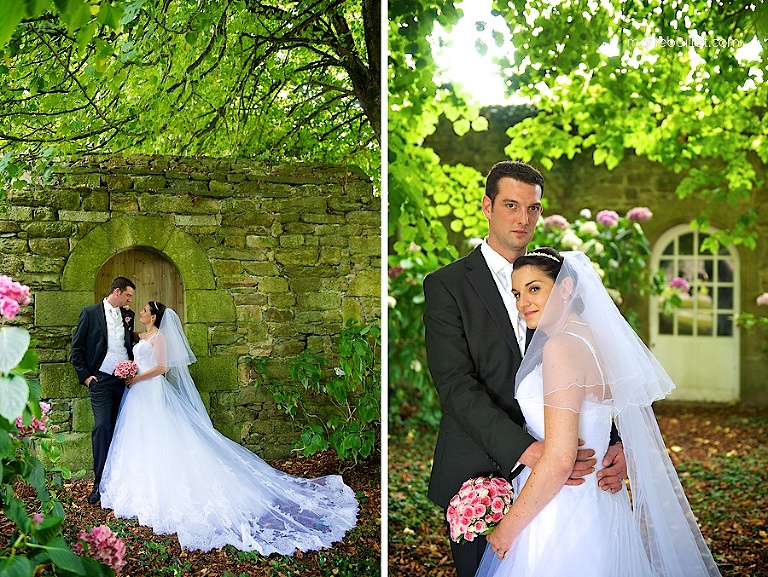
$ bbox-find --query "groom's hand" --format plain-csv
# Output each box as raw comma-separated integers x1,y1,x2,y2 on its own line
565,439,597,486
597,442,627,492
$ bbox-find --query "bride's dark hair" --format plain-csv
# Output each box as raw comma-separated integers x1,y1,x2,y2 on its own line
514,247,564,281
515,247,584,313
148,301,167,327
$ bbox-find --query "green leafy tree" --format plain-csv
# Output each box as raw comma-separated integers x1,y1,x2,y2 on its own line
0,0,380,199
388,0,765,256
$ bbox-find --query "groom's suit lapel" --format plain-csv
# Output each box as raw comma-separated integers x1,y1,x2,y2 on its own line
464,248,523,366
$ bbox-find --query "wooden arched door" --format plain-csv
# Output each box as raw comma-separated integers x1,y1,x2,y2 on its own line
95,248,184,331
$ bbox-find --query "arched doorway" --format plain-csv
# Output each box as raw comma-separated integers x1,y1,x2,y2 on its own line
95,248,184,331
649,225,740,402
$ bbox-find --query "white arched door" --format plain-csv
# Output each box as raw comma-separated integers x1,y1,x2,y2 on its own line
650,226,740,402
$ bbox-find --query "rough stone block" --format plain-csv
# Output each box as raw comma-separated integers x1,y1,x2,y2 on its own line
60,227,113,291
274,248,319,266
29,238,70,257
190,356,239,393
21,221,75,238
348,236,380,256
133,175,167,190
258,277,289,293
245,236,278,250
185,323,209,358
0,238,28,254
186,290,236,323
211,259,244,276
72,397,94,433
104,174,134,190
163,228,216,289
348,270,381,297
297,291,341,310
36,291,93,326
40,363,86,398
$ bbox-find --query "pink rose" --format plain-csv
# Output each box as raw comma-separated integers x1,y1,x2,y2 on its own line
491,497,506,513
756,293,768,307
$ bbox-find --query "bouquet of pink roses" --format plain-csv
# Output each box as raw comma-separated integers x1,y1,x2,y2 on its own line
114,359,138,380
446,475,514,543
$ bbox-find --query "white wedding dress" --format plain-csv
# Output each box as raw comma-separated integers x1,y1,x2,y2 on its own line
476,334,658,577
100,336,358,554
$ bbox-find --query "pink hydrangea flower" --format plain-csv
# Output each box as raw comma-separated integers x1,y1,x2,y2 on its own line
627,206,653,222
73,525,127,572
543,214,570,231
0,275,31,321
669,277,691,292
596,210,620,227
388,265,404,279
756,293,768,307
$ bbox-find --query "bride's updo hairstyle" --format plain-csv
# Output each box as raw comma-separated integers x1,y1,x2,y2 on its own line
514,247,564,282
515,247,584,313
148,301,167,327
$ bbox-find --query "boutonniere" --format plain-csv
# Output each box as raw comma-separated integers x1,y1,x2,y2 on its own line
123,315,132,326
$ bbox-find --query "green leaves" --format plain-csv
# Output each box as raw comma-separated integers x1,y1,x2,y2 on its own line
249,319,380,463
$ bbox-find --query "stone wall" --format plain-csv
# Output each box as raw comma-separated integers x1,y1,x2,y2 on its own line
426,108,768,406
1,155,381,468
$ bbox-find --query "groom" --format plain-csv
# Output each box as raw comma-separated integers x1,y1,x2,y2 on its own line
71,276,136,504
423,161,627,577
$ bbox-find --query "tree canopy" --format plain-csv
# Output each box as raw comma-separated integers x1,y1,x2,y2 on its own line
389,0,766,257
0,0,379,194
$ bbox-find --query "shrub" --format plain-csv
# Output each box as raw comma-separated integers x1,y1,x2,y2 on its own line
249,319,380,463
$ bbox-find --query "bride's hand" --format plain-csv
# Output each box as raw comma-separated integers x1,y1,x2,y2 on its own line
487,519,518,561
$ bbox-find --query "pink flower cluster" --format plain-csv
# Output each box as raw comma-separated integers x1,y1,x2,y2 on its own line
627,206,653,222
0,275,31,321
446,476,514,543
669,277,691,292
543,214,570,231
73,525,127,571
113,360,138,379
757,293,768,307
596,210,620,227
15,402,52,437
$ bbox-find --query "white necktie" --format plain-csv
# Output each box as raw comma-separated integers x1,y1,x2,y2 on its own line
499,263,514,292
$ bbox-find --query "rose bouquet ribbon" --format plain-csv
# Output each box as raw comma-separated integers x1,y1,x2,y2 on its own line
446,476,514,543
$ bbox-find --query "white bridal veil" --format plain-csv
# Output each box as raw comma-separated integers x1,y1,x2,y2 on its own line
517,251,721,576
155,307,212,426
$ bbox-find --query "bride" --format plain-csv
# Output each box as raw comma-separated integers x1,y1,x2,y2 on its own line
99,301,358,554
476,249,720,577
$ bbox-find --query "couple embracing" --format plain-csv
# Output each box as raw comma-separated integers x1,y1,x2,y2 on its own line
71,277,357,554
424,162,722,576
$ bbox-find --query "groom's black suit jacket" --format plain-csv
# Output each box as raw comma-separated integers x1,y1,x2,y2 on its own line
71,302,135,384
424,246,536,509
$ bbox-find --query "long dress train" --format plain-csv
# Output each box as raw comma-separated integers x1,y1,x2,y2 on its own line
100,337,358,554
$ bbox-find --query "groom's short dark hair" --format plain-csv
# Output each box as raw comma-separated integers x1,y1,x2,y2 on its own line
110,276,136,293
485,161,545,203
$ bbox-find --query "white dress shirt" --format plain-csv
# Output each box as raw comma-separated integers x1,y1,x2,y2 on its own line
98,299,129,374
480,240,527,356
